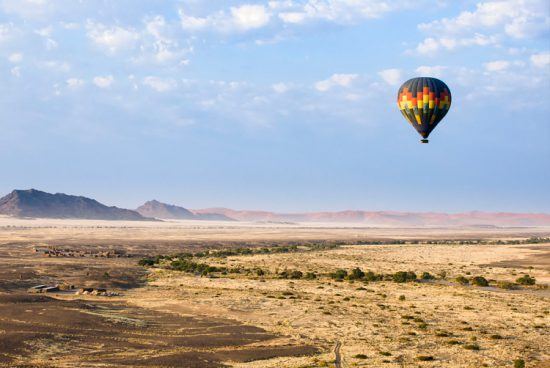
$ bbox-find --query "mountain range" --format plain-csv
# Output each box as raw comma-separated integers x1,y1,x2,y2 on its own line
0,189,149,221
1,189,550,227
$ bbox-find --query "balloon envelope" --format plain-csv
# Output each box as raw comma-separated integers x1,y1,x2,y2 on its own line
397,77,451,140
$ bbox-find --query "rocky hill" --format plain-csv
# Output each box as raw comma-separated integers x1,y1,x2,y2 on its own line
137,200,234,221
0,189,152,221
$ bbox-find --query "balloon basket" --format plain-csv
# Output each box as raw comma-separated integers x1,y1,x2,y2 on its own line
420,139,429,144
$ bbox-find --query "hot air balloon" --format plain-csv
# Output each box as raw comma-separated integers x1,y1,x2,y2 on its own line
397,77,451,143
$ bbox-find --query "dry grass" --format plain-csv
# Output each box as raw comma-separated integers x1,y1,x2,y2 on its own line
0,218,549,367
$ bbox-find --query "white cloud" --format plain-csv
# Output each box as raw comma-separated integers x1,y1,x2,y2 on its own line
378,68,402,86
8,52,22,63
0,23,16,42
10,66,20,77
93,75,114,88
230,5,270,30
484,60,510,72
35,25,52,37
272,82,290,93
87,22,139,53
419,0,549,39
531,52,550,68
66,78,84,89
415,0,549,53
179,4,270,33
416,34,498,54
315,73,358,91
179,1,419,33
141,15,193,65
277,0,416,25
278,12,306,24
179,10,212,31
415,65,447,77
142,76,177,92
38,60,70,72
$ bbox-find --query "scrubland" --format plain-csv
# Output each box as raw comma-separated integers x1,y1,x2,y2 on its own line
0,218,548,367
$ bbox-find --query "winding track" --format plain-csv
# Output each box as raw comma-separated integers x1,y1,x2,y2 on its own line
334,341,342,368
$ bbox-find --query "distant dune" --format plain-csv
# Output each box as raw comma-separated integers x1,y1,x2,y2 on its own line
193,208,550,227
0,189,152,221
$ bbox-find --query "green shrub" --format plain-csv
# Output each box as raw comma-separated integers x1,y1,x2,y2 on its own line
463,344,480,350
256,269,265,276
393,271,417,283
417,356,434,361
497,281,517,290
305,272,317,280
290,270,303,279
456,276,469,285
399,295,406,301
138,258,155,266
516,275,536,285
421,272,435,280
471,276,489,287
353,354,367,359
348,267,365,280
379,351,391,356
364,271,382,281
513,359,525,368
331,269,348,280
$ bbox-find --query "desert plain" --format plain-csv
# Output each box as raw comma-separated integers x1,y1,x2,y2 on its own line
0,216,549,368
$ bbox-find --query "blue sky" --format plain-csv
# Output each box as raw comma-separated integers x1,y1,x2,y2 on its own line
0,0,549,212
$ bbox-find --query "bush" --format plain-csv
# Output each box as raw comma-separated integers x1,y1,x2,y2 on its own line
348,267,365,280
290,270,303,279
138,258,155,266
497,281,517,290
516,275,536,285
331,269,348,280
456,276,469,285
514,359,525,368
463,344,480,350
305,272,317,280
353,354,367,359
399,295,406,301
471,276,489,287
364,271,382,281
256,269,265,276
421,272,435,280
393,271,417,283
417,356,434,361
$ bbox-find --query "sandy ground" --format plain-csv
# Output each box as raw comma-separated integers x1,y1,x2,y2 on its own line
0,218,549,367
2,216,550,243
131,242,550,368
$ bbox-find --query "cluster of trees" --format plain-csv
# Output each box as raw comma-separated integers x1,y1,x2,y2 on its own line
328,268,434,283
455,274,536,288
278,270,317,280
170,259,226,276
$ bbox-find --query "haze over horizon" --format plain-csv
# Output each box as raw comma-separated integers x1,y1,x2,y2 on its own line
1,1,549,213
